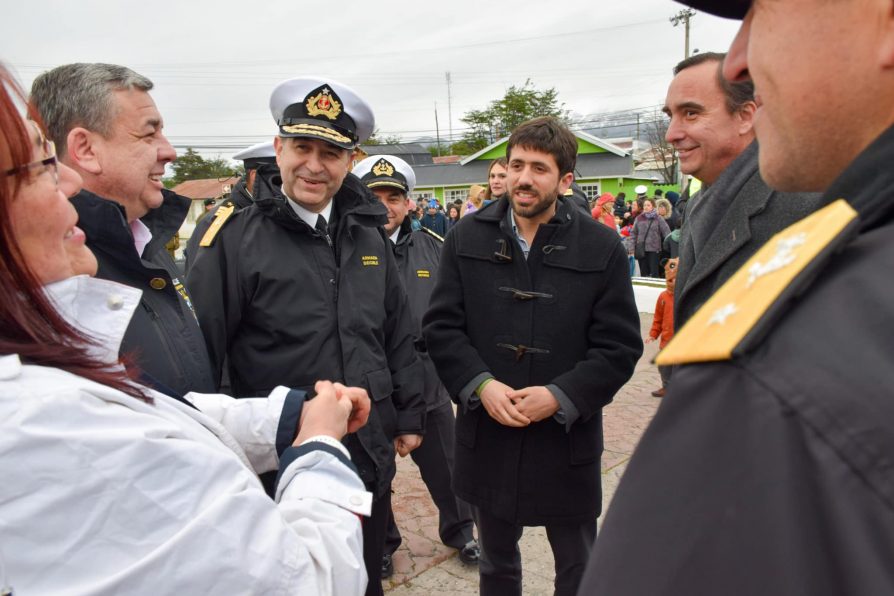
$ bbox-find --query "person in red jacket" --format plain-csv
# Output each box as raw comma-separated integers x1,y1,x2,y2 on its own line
592,192,616,229
646,257,677,397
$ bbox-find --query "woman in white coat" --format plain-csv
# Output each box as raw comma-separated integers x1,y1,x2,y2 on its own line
0,65,372,596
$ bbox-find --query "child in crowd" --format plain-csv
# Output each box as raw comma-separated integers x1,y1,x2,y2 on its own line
645,257,677,396
619,217,635,276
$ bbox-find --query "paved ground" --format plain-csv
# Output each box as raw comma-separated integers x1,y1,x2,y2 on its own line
383,314,663,595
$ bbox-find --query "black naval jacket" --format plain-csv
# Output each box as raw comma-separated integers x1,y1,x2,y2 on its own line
187,173,425,498
423,197,643,525
391,220,450,411
71,189,216,396
582,125,894,595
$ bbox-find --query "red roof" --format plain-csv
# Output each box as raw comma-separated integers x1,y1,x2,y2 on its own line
432,155,462,164
171,177,240,200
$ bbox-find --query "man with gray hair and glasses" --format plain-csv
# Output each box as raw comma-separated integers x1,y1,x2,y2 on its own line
31,63,216,396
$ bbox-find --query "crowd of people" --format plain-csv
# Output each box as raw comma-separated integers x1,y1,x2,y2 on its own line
3,0,894,593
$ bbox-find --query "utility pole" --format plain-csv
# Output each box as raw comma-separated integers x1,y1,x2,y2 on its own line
446,72,454,146
670,8,696,191
434,102,442,157
669,8,696,58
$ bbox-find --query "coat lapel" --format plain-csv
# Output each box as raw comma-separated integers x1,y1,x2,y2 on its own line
679,169,771,303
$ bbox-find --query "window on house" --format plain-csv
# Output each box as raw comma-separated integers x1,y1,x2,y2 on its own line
577,183,600,201
444,189,468,204
411,191,434,202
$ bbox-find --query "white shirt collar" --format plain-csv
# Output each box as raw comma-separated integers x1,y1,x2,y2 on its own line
388,228,400,244
43,275,142,364
281,185,333,228
130,219,153,257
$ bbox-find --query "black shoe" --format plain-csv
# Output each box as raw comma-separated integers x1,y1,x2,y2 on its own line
458,539,480,565
381,553,394,579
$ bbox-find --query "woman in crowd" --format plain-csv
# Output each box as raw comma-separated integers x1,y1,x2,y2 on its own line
461,183,486,217
446,203,461,232
656,197,677,231
0,66,370,595
630,198,671,278
483,156,508,203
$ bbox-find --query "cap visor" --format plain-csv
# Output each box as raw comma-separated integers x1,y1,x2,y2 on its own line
367,179,409,192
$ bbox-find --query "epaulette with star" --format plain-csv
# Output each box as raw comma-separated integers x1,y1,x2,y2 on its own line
656,199,859,366
199,200,236,247
420,227,445,242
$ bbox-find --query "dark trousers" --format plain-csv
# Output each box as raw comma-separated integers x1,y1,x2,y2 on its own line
386,401,474,553
363,491,391,596
637,251,661,277
658,364,673,388
472,506,596,596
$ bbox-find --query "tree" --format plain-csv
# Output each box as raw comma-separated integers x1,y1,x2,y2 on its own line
169,148,239,186
457,80,569,153
642,108,678,184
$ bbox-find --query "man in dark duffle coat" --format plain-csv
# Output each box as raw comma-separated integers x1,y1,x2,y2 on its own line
423,116,642,596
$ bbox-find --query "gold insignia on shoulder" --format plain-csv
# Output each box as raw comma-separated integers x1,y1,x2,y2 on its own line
372,159,395,177
306,87,342,120
199,204,235,247
421,227,445,242
656,199,858,366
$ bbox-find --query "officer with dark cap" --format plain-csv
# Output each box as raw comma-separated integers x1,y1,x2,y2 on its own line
353,155,480,577
187,77,425,596
184,140,280,272
580,0,894,594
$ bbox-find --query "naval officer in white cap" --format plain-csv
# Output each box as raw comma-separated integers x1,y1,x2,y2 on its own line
187,78,426,596
353,155,481,578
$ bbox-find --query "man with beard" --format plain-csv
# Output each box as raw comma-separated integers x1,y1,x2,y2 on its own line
423,116,642,596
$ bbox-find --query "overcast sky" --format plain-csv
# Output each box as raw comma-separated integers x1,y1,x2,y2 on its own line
2,0,740,161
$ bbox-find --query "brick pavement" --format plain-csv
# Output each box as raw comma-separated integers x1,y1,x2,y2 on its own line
383,314,663,595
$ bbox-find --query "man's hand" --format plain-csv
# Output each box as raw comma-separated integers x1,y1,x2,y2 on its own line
394,434,423,457
645,336,656,344
480,379,530,427
294,381,367,445
333,382,371,434
508,386,560,423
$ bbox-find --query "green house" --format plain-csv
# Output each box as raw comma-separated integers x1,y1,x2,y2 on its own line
411,131,675,205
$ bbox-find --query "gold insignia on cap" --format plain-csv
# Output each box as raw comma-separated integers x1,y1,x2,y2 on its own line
656,199,858,366
372,159,395,177
305,87,342,121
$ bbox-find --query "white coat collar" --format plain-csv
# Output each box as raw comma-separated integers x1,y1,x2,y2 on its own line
43,275,142,364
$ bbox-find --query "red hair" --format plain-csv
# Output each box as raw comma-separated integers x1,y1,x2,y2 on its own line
0,65,148,401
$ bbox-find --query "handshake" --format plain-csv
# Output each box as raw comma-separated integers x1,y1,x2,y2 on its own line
294,381,371,445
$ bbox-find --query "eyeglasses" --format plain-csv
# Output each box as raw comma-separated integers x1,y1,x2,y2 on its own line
1,125,59,185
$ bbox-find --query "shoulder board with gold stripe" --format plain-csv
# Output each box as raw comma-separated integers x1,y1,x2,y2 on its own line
420,227,445,242
199,203,236,247
656,199,859,366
